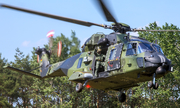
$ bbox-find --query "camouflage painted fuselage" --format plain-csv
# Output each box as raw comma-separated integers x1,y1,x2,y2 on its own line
45,32,172,91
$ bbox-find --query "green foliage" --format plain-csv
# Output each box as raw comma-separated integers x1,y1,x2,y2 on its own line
0,53,12,107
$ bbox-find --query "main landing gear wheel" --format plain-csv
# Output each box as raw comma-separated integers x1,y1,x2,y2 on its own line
76,83,83,93
118,93,126,103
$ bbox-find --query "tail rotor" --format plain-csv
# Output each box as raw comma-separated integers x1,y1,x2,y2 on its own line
35,30,62,77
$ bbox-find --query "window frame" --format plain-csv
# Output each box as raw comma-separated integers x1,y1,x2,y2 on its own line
126,43,137,56
109,48,117,60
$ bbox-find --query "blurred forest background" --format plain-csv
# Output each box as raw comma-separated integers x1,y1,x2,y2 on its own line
0,22,180,108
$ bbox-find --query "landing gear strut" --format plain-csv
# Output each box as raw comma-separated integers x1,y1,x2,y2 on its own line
118,89,126,103
147,73,159,89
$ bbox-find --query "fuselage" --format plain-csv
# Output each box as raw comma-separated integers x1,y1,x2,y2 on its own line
48,32,172,91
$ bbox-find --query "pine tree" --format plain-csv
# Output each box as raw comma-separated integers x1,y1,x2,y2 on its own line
0,53,12,107
11,48,34,107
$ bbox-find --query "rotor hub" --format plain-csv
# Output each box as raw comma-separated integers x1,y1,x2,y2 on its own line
111,23,131,33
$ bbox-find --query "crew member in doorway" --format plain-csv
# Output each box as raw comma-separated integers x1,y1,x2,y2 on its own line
94,46,105,78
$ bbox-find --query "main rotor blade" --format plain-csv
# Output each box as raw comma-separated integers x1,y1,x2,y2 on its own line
97,0,118,24
133,29,180,32
1,4,102,27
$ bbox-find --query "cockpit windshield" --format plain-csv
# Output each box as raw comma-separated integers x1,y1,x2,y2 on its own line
137,43,154,54
152,44,164,54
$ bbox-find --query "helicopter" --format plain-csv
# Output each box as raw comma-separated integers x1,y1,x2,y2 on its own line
1,0,179,103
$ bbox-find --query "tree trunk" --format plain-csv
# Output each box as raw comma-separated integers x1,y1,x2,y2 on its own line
97,92,99,108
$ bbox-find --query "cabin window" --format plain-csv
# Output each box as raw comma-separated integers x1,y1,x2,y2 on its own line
109,49,116,60
126,43,137,56
77,58,83,68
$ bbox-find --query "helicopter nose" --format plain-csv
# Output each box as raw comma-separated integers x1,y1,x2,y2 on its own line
144,52,171,74
145,54,161,64
144,52,168,64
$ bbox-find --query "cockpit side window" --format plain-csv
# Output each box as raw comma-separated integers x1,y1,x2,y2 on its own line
126,43,137,56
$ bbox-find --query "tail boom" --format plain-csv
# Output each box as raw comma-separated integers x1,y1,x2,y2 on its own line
3,65,42,79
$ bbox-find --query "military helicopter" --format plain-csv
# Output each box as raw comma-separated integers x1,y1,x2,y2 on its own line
2,0,179,103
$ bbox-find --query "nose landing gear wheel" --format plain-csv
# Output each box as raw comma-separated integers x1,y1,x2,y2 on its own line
118,93,126,102
151,73,159,90
153,82,159,89
76,83,83,93
148,81,153,88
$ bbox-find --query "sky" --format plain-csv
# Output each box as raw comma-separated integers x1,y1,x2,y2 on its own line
0,0,180,62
